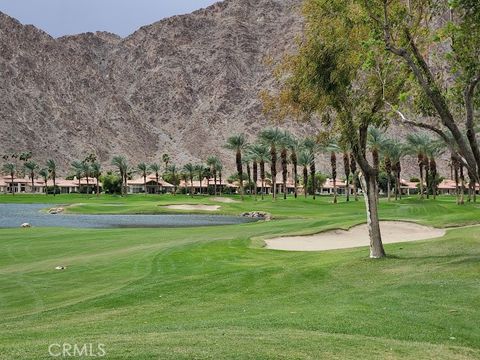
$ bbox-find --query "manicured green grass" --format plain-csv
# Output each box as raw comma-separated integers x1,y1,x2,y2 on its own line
1,194,479,359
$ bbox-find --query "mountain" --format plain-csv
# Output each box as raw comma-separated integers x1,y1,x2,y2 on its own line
0,0,316,172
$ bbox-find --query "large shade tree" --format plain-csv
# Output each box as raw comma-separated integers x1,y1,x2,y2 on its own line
361,0,480,190
261,0,406,258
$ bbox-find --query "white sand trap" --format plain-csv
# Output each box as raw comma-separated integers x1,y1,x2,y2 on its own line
212,197,239,203
265,221,446,251
164,204,220,211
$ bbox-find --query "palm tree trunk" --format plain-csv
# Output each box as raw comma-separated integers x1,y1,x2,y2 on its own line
31,173,35,194
271,146,277,200
460,164,465,205
253,161,258,200
237,150,244,200
281,149,287,200
190,175,194,197
310,162,316,200
53,176,56,197
96,176,100,197
11,173,14,196
260,160,265,200
303,166,308,198
331,152,337,204
213,171,217,196
219,172,223,196
143,174,147,196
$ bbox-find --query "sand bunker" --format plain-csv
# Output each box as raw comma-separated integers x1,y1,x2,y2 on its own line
164,204,220,211
212,197,239,203
265,221,446,251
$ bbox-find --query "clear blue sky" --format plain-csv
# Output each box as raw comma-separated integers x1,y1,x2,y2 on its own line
0,0,218,38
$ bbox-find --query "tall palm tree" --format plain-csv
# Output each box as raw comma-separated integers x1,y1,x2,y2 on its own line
194,164,206,195
406,133,430,200
206,156,220,196
342,150,351,202
111,155,128,196
225,134,248,200
24,160,38,193
2,163,16,195
216,162,224,196
303,138,320,200
183,163,195,196
380,140,394,201
162,154,170,171
71,160,84,190
287,136,300,198
298,150,314,199
367,127,384,178
150,163,161,194
382,140,405,201
137,162,148,195
82,161,92,194
248,144,270,200
259,128,284,200
167,164,178,195
425,141,445,200
46,159,57,196
279,131,293,199
91,162,102,197
39,168,49,195
350,152,359,201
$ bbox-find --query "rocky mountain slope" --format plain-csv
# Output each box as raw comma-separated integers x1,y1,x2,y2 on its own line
0,0,318,172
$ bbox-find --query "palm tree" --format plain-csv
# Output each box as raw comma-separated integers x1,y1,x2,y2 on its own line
111,155,128,196
406,133,430,200
150,163,161,194
183,163,195,196
216,162,224,196
137,162,148,195
206,156,220,196
194,164,206,195
24,160,38,193
162,154,170,171
2,163,16,195
259,128,284,199
46,159,57,196
91,162,102,196
350,152,359,201
39,168,49,195
287,136,300,198
367,127,384,176
326,140,340,204
243,158,253,196
382,140,405,201
82,161,92,194
279,131,293,199
71,160,84,190
225,134,248,200
298,150,314,199
248,144,270,200
303,138,319,200
425,141,445,200
167,164,178,195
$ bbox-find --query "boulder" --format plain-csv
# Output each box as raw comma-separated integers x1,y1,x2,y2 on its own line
20,223,31,228
241,211,272,221
48,207,64,215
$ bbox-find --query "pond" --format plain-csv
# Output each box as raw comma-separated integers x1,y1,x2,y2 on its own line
0,204,255,229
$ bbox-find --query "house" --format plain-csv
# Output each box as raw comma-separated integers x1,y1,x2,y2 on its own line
399,179,420,195
0,176,102,194
179,177,228,194
127,174,174,194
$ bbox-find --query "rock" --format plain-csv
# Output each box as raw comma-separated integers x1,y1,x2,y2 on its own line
20,223,31,228
48,207,65,214
241,211,272,221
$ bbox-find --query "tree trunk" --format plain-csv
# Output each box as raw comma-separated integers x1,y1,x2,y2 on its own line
360,173,386,259
310,161,316,200
260,160,265,200
292,152,298,199
253,161,258,200
281,148,288,200
344,152,350,202
271,146,277,200
303,166,308,199
237,150,244,200
213,171,217,196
